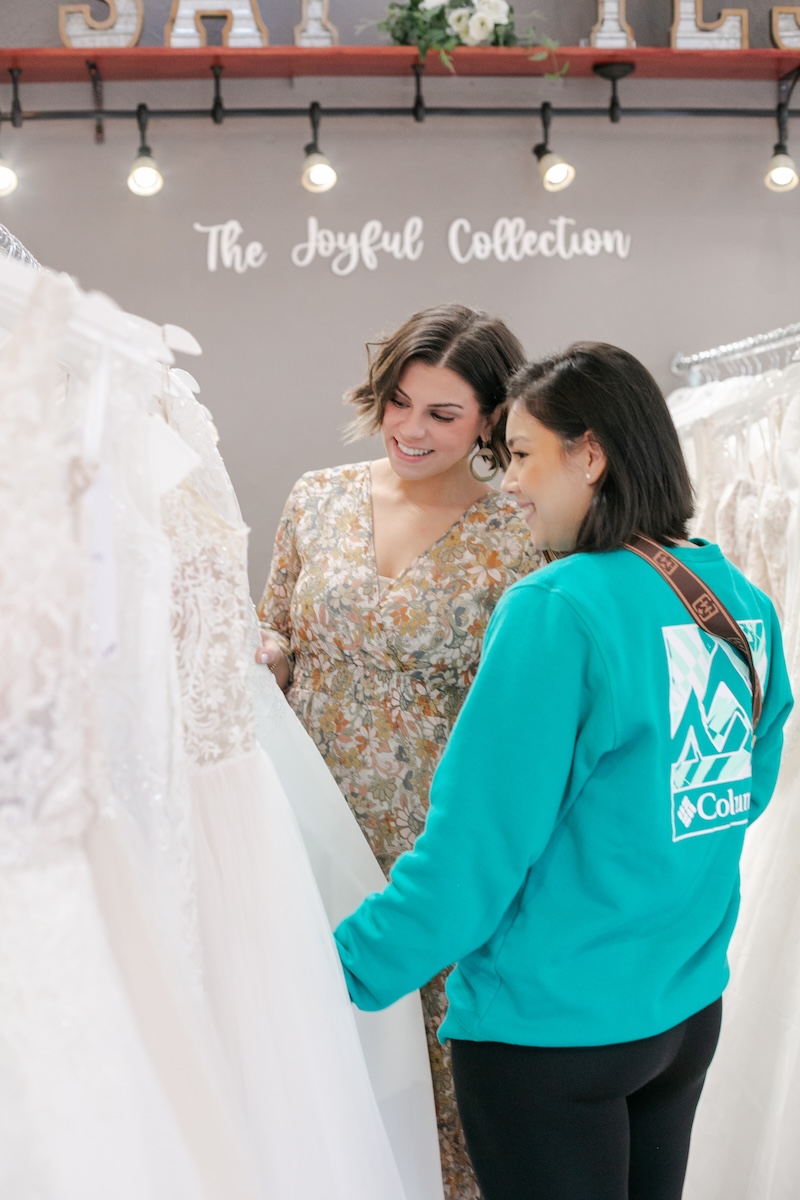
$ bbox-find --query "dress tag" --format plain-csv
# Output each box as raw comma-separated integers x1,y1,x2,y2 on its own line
147,413,201,496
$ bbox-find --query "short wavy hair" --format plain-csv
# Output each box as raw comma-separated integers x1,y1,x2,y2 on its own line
506,342,694,552
346,304,526,470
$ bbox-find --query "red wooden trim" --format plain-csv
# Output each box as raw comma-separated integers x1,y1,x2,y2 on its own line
0,45,798,85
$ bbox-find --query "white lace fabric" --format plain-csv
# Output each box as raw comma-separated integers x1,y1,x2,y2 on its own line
159,371,440,1200
160,376,257,769
0,267,264,1200
163,480,255,769
0,275,94,868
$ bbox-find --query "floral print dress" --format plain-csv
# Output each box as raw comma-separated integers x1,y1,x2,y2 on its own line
257,461,537,1200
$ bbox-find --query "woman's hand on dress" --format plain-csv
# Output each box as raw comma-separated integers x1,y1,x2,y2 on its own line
255,634,291,693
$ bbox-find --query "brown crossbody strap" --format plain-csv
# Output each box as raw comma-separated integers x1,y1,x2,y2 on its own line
625,534,763,731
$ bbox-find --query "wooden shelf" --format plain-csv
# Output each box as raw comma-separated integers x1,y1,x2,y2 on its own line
1,45,799,85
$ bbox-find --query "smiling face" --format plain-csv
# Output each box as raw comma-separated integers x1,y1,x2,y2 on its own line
380,359,491,482
502,401,606,552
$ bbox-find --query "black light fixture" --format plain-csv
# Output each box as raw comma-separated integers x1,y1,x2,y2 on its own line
532,101,576,192
127,102,163,197
592,61,636,124
765,68,800,193
301,101,337,194
4,61,800,200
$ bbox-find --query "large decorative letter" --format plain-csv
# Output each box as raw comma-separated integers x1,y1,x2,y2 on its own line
295,0,339,46
771,7,800,47
671,1,748,48
165,0,269,46
590,1,635,48
59,0,143,47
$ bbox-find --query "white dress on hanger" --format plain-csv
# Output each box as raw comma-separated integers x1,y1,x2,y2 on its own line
162,374,444,1200
0,271,260,1200
682,370,800,1200
160,378,410,1200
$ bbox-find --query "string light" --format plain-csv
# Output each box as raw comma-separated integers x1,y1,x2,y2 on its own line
301,102,337,193
533,102,576,193
0,155,18,197
2,64,800,201
127,103,163,197
764,70,799,193
765,149,799,192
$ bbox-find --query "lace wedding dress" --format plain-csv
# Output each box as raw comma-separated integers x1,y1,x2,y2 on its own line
0,270,260,1200
160,374,425,1200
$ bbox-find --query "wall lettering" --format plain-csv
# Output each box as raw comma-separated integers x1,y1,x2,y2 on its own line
290,216,424,276
193,219,268,272
448,216,631,263
771,6,800,46
165,0,268,47
295,0,338,48
194,215,634,274
59,0,143,48
590,1,636,49
670,0,749,49
48,3,800,52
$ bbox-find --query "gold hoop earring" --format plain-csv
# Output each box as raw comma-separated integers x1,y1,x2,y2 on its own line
469,439,499,483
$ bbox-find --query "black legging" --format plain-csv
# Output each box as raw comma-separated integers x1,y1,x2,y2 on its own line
450,998,722,1200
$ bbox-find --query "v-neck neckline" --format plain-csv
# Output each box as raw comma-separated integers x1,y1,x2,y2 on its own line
365,461,495,600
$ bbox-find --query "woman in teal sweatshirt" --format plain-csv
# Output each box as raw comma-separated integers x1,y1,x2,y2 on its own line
334,342,793,1200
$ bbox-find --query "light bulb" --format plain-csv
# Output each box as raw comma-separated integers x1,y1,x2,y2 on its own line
0,157,19,197
765,151,799,192
302,151,337,193
544,161,570,187
537,150,576,193
127,152,164,197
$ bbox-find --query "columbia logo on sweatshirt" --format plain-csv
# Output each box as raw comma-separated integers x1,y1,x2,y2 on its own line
664,621,767,842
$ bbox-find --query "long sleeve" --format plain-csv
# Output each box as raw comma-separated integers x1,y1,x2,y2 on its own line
256,478,305,669
334,582,616,1012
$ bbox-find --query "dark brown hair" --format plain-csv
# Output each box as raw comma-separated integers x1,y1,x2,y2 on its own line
506,342,694,552
346,304,526,469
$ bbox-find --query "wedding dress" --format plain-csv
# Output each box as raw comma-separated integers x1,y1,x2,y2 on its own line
674,366,800,1200
159,371,444,1200
249,659,446,1200
0,268,260,1200
160,374,417,1200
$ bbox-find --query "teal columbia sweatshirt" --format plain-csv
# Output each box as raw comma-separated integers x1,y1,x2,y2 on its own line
335,542,793,1047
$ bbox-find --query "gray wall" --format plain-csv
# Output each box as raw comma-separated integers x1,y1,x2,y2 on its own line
1,1,799,589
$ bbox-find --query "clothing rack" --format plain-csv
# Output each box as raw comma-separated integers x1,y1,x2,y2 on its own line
671,322,800,386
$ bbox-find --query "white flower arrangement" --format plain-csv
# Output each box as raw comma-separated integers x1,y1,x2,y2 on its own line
378,0,519,64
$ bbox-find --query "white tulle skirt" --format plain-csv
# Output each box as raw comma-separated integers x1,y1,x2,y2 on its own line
190,744,409,1200
250,661,445,1200
0,815,260,1200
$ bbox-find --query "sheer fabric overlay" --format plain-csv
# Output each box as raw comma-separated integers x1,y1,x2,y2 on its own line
672,366,800,1200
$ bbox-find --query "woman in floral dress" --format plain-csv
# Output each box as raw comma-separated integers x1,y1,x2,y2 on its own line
257,305,537,1199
